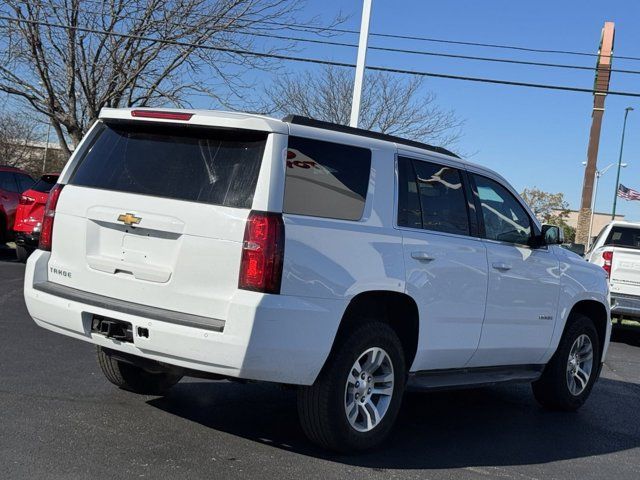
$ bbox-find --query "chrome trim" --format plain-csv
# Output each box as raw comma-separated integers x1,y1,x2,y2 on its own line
32,281,225,332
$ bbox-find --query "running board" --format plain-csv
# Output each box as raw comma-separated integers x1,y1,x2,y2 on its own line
407,364,545,391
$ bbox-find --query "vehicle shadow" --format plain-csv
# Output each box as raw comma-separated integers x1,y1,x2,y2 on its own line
147,377,640,468
0,244,17,263
612,324,640,348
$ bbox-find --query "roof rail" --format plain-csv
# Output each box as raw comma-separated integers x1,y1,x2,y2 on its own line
282,115,459,158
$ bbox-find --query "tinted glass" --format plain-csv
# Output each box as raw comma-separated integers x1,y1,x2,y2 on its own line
70,122,267,208
15,174,35,193
283,137,371,221
411,159,469,236
31,174,60,193
474,174,532,245
0,171,18,192
604,226,640,249
397,157,422,229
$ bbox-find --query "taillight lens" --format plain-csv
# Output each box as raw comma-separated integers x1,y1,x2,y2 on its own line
19,194,35,205
238,211,285,294
38,184,64,251
602,250,613,278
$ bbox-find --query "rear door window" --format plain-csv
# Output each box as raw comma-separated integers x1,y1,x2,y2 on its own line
397,157,470,236
69,121,267,209
283,137,371,221
604,226,640,249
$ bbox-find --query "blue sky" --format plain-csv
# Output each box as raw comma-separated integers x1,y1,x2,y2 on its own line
249,0,640,220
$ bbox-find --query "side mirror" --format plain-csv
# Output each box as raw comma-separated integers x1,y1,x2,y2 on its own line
541,224,564,245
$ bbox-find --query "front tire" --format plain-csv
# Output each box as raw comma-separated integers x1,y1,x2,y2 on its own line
96,347,182,395
532,314,600,411
297,321,406,452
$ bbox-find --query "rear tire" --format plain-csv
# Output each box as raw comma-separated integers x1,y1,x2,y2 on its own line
297,321,406,453
15,245,31,263
532,314,600,411
96,346,182,395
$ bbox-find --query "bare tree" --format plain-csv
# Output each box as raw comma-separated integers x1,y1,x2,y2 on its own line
0,0,328,156
0,112,41,168
265,66,464,148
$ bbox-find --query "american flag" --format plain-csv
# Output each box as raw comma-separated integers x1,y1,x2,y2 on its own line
617,184,640,201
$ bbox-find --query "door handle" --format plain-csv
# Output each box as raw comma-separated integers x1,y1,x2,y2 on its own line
411,251,435,262
492,262,512,271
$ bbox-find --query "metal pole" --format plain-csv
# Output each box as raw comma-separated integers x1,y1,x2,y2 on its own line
42,121,52,173
349,0,373,128
612,107,633,219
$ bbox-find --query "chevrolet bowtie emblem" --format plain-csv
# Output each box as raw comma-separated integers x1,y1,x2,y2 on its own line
117,213,142,226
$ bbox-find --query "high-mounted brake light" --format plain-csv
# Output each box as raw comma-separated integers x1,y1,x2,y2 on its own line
131,110,193,121
19,194,35,205
238,211,285,294
38,184,64,252
602,250,613,278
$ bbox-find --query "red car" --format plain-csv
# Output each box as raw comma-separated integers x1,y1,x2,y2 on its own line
0,166,35,247
13,173,60,262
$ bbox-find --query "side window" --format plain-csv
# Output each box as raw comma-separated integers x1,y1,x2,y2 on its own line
397,157,422,229
397,157,470,236
15,174,35,193
473,174,532,245
0,171,19,193
283,137,371,221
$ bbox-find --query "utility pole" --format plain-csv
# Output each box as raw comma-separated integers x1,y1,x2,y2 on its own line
575,22,615,246
349,0,373,128
611,107,633,219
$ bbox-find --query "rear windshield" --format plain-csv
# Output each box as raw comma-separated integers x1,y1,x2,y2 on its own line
31,174,59,193
69,121,267,209
604,226,640,249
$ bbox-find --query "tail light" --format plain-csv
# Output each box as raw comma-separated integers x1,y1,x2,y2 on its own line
238,211,285,294
19,194,35,205
38,184,64,251
131,110,193,121
602,250,613,278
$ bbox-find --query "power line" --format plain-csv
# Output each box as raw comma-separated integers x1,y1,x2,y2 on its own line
47,0,640,62
3,15,640,98
240,29,640,75
23,0,640,69
249,19,640,62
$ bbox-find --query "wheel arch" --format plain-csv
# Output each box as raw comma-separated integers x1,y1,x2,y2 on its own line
567,299,608,357
330,290,420,371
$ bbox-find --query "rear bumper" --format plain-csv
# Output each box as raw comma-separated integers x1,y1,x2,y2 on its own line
24,250,345,385
611,293,640,319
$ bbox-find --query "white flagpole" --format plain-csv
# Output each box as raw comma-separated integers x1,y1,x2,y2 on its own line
349,0,373,128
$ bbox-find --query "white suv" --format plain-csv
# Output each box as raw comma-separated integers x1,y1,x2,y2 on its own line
24,108,611,452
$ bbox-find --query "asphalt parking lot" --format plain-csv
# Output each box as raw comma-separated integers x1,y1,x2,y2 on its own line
1,247,640,480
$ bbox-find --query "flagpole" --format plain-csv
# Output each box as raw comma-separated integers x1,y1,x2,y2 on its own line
350,0,373,128
612,107,634,220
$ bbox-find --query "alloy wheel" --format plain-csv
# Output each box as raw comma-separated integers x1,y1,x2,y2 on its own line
566,334,594,396
344,347,394,433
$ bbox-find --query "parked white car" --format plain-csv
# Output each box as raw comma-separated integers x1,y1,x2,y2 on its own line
586,221,640,320
24,108,611,452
